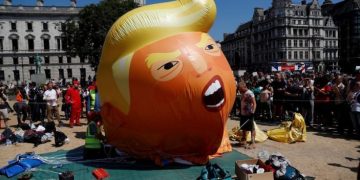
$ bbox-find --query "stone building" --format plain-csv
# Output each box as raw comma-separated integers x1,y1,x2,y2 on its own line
329,0,360,72
0,0,96,86
221,0,339,73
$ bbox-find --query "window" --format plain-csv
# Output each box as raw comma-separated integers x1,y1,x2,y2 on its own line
0,57,3,65
29,70,35,76
61,37,67,50
294,40,298,47
44,56,49,64
61,23,66,32
300,51,303,59
43,39,50,50
12,39,18,51
304,30,308,36
27,22,33,31
80,57,85,63
13,70,19,81
299,40,303,47
29,57,34,64
288,51,292,59
305,40,309,47
57,39,61,50
0,39,3,51
10,22,16,31
288,40,292,47
294,51,298,59
305,51,309,59
316,51,321,59
0,70,4,81
80,68,86,78
293,29,298,36
42,22,48,31
45,69,51,79
59,69,64,79
28,39,34,51
67,69,72,78
315,40,320,47
58,56,63,64
67,56,71,63
13,57,18,65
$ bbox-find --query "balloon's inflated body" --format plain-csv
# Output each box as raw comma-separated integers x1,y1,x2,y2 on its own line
97,0,236,165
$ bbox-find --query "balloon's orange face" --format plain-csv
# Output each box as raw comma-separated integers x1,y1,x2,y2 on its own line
103,32,235,160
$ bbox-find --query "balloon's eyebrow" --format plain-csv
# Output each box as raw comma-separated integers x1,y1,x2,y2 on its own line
145,50,181,68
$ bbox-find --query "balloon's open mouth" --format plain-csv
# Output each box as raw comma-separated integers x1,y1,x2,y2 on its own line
202,76,225,111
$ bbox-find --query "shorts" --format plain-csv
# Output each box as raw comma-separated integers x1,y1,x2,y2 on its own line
0,108,8,119
240,115,254,131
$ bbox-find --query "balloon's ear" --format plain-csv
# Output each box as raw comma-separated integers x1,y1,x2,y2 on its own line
101,103,127,128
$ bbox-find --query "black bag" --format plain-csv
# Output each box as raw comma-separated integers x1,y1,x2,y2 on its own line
1,128,16,143
54,131,67,147
44,121,56,133
23,130,41,147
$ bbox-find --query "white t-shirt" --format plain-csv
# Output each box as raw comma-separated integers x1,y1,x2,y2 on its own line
351,91,360,112
240,90,255,116
43,89,58,106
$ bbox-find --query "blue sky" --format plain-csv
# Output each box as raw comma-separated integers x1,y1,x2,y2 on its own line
12,0,342,41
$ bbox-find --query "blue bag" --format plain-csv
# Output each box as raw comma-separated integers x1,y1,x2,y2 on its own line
0,162,25,178
0,153,44,178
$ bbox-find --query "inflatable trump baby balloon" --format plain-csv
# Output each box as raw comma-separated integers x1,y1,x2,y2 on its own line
97,0,236,165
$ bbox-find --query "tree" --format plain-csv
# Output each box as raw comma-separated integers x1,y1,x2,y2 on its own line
63,0,139,70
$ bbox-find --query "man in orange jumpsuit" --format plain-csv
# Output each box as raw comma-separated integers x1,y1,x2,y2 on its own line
66,82,82,128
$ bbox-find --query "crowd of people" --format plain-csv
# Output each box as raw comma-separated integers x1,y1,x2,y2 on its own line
0,77,99,129
233,70,360,140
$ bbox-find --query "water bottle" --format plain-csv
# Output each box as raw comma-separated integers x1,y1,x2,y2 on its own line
257,150,269,160
6,139,12,146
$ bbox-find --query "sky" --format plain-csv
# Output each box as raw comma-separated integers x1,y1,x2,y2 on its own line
12,0,343,41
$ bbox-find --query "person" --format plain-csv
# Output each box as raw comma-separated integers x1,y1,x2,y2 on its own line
348,81,360,136
260,82,272,121
238,81,257,149
0,89,9,128
62,83,72,120
43,82,62,126
302,78,314,127
28,82,40,123
66,82,82,128
271,73,286,121
13,87,28,126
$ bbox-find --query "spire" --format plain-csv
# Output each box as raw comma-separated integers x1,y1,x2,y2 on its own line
70,0,77,7
3,0,12,6
36,0,44,7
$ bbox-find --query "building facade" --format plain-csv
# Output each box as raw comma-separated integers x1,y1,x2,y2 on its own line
330,0,360,72
221,0,339,73
0,0,96,85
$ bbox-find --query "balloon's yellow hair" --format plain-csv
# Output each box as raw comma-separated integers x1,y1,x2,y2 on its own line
98,0,217,114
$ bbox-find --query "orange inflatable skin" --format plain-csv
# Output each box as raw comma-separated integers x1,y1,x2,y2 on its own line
101,32,235,164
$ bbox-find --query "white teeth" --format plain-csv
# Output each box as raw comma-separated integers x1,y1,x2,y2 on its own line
205,80,221,96
206,99,225,108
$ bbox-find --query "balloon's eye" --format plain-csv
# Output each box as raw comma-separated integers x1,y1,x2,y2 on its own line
205,44,215,50
158,61,179,70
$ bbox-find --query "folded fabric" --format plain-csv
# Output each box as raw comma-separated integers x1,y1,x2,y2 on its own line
0,153,44,178
0,162,25,178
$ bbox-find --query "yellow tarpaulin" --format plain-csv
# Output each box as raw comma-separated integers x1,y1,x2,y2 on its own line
267,113,307,143
229,122,268,143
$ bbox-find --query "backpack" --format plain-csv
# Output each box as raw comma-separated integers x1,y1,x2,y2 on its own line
54,131,67,147
2,128,16,143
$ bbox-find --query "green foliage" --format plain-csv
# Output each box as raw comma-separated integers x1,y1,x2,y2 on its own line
63,0,139,70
